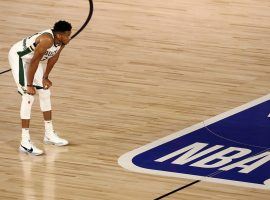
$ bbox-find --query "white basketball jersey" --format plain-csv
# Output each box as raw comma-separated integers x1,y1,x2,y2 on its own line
16,29,61,61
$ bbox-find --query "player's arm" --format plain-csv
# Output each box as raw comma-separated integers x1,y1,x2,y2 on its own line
43,45,65,79
42,45,65,90
27,35,53,94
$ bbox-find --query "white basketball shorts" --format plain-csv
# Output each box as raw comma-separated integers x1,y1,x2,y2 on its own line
8,42,46,92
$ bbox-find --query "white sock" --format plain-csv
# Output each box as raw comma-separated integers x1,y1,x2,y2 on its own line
22,128,30,143
44,120,54,133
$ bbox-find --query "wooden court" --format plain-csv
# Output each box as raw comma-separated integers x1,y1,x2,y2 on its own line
0,0,270,199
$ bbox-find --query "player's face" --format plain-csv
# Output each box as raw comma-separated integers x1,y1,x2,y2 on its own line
60,31,72,45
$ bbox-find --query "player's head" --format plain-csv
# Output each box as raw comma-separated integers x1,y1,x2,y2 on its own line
52,20,72,45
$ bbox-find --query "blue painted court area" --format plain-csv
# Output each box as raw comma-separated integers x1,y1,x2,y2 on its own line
119,95,270,189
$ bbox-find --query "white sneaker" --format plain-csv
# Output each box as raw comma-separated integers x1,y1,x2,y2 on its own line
19,140,44,156
44,132,69,146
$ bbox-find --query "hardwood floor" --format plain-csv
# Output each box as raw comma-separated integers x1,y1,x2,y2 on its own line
0,0,269,199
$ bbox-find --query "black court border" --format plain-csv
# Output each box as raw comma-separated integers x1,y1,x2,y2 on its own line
0,0,94,75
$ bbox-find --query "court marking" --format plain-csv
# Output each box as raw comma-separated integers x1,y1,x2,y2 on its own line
154,180,201,200
118,93,270,190
0,69,11,74
0,0,94,75
154,148,270,199
204,125,268,149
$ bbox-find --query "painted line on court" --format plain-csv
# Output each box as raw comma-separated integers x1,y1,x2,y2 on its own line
0,69,11,75
0,0,94,75
119,93,270,194
154,147,270,199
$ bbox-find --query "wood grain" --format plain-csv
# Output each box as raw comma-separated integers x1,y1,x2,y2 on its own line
0,0,269,199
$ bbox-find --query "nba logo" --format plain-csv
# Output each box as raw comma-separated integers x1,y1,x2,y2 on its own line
119,94,270,190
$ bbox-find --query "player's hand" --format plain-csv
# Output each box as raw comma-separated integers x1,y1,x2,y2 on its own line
27,86,36,95
43,78,52,90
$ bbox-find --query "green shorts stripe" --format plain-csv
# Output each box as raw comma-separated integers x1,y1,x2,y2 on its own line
18,56,25,86
17,47,32,86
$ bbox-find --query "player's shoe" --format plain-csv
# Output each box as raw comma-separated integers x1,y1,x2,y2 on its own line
19,140,44,156
44,131,69,146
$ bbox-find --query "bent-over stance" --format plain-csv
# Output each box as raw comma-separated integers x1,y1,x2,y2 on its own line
8,20,72,155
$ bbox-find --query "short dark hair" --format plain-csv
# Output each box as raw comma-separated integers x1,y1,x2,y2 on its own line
53,20,72,32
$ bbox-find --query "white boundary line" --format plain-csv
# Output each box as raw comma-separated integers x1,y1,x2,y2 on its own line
118,94,270,190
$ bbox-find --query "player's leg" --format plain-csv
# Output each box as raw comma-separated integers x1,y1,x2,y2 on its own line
35,64,68,146
8,46,43,155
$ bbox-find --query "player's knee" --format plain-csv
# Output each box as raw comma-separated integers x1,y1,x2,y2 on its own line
39,89,51,111
20,94,35,119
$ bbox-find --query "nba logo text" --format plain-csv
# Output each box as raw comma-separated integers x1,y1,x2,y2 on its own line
119,94,270,190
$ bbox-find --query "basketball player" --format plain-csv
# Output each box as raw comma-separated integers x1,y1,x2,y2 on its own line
8,20,72,155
